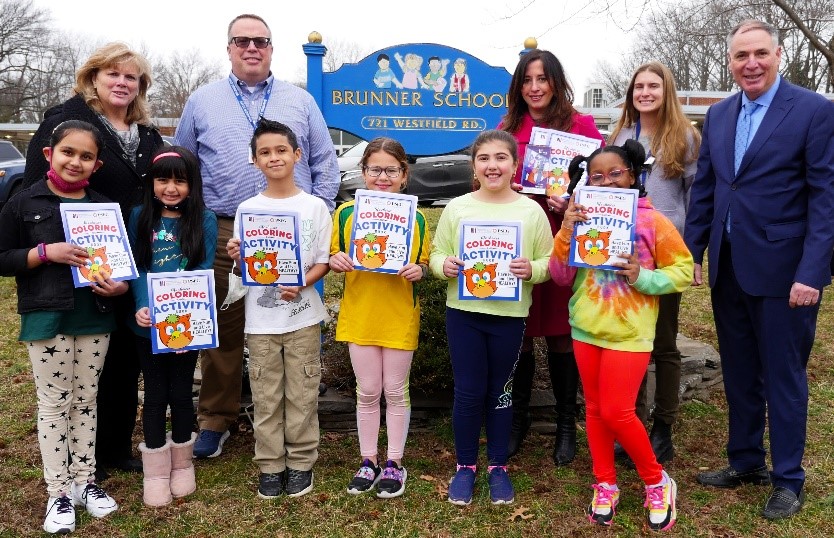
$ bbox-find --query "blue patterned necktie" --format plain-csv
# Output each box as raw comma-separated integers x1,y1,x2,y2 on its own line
728,101,759,236
734,102,758,174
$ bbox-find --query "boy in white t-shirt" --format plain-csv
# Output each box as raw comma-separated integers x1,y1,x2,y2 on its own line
226,118,332,499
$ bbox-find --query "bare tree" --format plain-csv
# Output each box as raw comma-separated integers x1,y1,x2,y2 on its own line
510,0,834,92
0,0,50,121
322,38,369,73
588,59,640,102
150,50,223,118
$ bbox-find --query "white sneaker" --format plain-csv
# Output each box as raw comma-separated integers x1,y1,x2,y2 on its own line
43,494,75,534
71,480,118,518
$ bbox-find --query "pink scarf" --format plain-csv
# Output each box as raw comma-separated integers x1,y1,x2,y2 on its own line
47,168,89,192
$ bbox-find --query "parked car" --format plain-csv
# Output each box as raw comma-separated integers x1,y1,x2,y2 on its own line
336,141,473,206
0,140,27,205
337,140,368,174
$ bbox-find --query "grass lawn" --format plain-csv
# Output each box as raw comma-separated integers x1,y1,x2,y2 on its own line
1,207,832,537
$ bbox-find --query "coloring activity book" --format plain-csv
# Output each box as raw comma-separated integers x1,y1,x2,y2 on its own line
569,186,638,271
521,128,602,197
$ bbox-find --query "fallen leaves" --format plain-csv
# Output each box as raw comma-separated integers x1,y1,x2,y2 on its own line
419,473,449,498
508,506,534,522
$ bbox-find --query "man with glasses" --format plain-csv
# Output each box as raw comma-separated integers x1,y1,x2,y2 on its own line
175,13,338,474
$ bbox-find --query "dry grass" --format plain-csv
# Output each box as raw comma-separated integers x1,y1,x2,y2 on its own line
1,213,833,536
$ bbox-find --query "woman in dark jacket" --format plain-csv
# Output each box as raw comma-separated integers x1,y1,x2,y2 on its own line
23,42,164,477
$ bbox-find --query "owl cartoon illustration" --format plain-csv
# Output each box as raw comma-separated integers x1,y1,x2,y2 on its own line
244,249,280,284
576,229,612,266
462,261,499,299
79,245,112,283
154,313,194,349
545,169,571,197
353,233,388,270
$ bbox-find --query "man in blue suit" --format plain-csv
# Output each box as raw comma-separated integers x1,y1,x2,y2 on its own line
685,19,834,519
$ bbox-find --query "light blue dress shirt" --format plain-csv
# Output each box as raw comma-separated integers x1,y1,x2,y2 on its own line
175,73,339,216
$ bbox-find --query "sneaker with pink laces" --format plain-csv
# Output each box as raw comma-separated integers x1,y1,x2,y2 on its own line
645,470,677,531
587,482,619,526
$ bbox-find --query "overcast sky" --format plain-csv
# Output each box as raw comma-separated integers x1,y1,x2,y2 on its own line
38,0,633,104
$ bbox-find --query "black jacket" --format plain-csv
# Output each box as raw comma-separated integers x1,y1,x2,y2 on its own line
0,180,114,314
22,94,163,217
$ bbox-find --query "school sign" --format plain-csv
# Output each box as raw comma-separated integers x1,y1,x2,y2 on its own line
304,36,515,155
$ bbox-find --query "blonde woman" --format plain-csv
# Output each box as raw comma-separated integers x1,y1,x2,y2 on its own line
23,42,164,478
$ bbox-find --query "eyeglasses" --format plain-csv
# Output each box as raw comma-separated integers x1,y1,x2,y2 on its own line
363,166,403,179
587,169,630,185
229,36,272,49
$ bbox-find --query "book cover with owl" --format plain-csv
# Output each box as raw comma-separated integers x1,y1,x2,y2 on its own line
147,270,218,354
350,189,418,274
238,211,304,287
569,186,638,271
520,128,602,196
457,220,522,301
60,203,138,287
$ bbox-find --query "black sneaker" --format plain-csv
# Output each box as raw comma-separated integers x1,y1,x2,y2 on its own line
286,468,314,498
347,459,381,494
376,460,407,499
257,471,285,499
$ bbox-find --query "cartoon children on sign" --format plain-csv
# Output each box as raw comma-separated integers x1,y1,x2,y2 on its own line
60,202,138,287
449,58,470,93
147,269,218,354
373,53,399,88
458,220,522,301
369,50,471,94
394,52,428,89
424,56,450,92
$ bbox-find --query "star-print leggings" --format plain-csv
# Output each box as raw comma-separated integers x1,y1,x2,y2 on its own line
27,333,110,496
445,307,525,467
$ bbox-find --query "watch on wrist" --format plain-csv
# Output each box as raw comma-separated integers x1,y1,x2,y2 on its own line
37,243,50,264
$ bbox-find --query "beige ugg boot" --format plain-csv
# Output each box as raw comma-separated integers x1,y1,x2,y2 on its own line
139,441,173,507
169,433,197,498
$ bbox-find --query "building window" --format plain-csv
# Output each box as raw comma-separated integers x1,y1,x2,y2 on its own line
592,88,603,108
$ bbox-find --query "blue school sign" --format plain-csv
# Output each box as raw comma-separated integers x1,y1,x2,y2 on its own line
304,36,514,156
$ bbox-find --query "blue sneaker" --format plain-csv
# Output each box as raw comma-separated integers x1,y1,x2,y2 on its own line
193,429,230,458
448,465,476,506
487,466,515,504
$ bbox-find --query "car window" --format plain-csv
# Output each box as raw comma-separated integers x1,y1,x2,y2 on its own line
0,142,24,161
340,141,368,158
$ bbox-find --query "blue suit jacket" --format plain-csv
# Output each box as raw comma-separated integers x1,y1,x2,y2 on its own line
685,80,834,296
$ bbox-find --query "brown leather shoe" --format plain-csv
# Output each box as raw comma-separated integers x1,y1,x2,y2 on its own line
696,465,770,488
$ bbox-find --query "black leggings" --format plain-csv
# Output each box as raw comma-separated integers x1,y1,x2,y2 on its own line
137,337,198,449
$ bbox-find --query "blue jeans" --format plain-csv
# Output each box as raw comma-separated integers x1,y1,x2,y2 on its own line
446,308,525,466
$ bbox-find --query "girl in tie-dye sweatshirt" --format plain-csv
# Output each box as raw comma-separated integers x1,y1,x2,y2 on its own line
549,140,693,532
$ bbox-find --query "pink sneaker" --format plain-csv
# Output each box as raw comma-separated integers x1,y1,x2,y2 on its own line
587,483,619,525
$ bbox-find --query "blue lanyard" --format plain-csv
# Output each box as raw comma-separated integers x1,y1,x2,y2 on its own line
228,76,274,130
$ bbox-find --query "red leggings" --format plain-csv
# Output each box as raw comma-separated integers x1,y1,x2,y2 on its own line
574,340,663,485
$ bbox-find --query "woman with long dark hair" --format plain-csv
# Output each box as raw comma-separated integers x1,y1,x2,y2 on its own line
500,49,605,465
